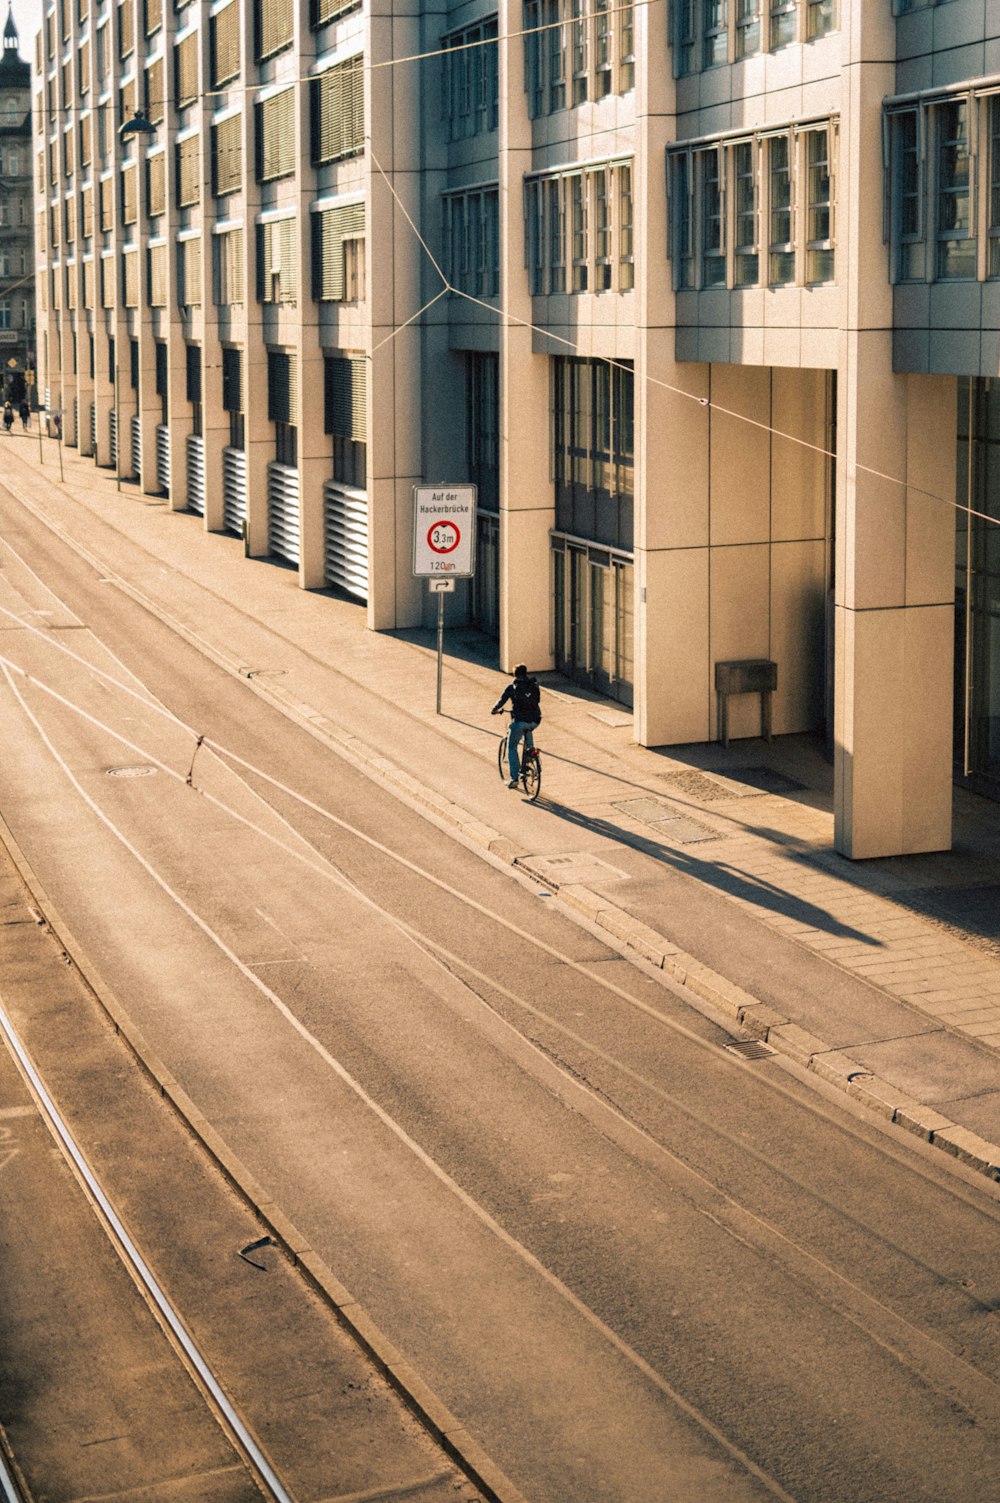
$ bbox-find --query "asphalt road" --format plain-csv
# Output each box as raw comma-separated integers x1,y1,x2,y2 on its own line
1,486,999,1503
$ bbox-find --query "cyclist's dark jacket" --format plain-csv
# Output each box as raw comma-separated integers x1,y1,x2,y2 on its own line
493,676,541,724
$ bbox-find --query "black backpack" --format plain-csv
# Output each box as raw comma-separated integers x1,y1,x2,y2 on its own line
511,677,541,724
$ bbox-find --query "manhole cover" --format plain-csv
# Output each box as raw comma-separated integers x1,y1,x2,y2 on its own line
723,766,806,795
724,1039,776,1061
106,765,157,778
656,769,737,803
523,852,629,887
612,799,718,844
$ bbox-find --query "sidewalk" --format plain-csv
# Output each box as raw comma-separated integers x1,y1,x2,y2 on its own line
4,430,1000,1182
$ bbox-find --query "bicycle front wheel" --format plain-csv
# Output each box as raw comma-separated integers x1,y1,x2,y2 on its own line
498,730,509,782
522,752,541,802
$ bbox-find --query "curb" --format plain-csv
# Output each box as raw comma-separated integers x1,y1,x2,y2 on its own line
8,471,1000,1188
0,811,531,1503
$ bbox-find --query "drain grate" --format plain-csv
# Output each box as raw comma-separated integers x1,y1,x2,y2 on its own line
656,769,739,803
106,765,157,779
724,1039,776,1061
723,766,806,795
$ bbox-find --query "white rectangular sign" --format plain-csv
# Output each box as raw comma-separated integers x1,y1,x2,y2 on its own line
428,577,456,593
413,484,476,578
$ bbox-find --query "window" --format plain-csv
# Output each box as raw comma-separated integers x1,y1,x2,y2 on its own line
123,248,139,307
145,0,163,37
990,101,1000,279
768,133,794,284
257,89,295,181
669,121,836,289
211,2,239,88
154,341,168,424
571,174,588,290
186,345,202,435
121,161,138,224
311,55,364,163
222,347,244,448
467,352,498,511
214,227,244,305
805,127,834,282
258,217,297,305
619,164,634,289
770,0,796,47
674,0,835,73
256,0,293,62
892,109,924,282
703,0,727,69
267,350,297,464
118,0,134,60
145,57,165,126
179,237,201,306
175,31,198,110
212,114,242,197
177,134,201,207
324,355,367,488
443,18,498,139
311,0,362,24
552,357,634,551
147,150,165,215
701,147,725,285
444,189,498,298
937,99,975,280
149,242,167,306
736,0,760,57
807,0,836,38
525,0,632,116
733,139,758,284
313,201,365,301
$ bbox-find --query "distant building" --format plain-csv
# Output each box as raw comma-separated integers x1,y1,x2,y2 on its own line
30,2,1000,857
0,5,33,396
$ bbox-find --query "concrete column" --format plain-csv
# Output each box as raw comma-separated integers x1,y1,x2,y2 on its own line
366,2,423,630
496,0,552,675
834,3,955,857
293,9,326,591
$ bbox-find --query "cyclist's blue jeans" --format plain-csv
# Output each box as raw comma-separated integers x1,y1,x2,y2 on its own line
508,721,536,781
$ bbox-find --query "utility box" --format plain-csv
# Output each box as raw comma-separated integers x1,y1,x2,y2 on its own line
715,659,778,748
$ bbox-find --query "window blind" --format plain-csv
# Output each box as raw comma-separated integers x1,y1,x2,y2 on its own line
213,113,242,196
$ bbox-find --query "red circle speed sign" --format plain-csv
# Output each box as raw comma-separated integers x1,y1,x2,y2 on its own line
428,520,461,554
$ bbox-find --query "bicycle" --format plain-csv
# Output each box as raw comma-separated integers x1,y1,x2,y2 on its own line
495,710,542,802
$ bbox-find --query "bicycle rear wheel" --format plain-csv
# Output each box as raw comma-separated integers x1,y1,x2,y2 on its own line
522,751,541,802
498,730,509,782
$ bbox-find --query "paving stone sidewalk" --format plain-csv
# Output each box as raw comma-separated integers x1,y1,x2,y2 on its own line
3,433,1000,1178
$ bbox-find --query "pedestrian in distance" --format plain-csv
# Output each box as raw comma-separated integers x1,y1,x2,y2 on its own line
18,400,29,430
492,664,542,787
2,402,13,433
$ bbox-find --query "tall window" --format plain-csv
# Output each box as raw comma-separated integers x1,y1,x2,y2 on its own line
701,147,725,285
443,18,498,138
938,99,975,280
733,139,758,285
768,133,794,284
267,351,297,466
211,2,240,87
222,346,244,449
313,201,366,302
571,174,588,290
467,352,499,512
703,0,727,68
990,101,1000,279
444,189,499,298
892,109,924,282
256,0,293,62
258,218,297,305
770,0,796,47
805,127,834,282
325,355,367,488
736,0,760,57
257,89,295,181
311,55,365,163
212,113,242,197
553,357,634,551
619,164,634,290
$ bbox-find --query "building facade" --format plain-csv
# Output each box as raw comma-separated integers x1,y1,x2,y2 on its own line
32,0,1000,857
0,7,34,393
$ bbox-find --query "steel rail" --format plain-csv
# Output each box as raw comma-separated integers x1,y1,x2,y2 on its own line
0,997,294,1503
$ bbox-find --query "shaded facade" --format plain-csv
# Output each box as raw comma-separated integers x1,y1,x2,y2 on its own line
33,0,1000,856
0,6,34,389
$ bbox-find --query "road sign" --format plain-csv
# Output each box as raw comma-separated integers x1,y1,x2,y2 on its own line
428,577,455,593
412,485,476,578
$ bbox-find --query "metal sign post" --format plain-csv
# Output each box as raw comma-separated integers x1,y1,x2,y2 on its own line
413,486,476,715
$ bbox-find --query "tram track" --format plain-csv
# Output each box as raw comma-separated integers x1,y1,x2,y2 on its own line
2,506,1000,1500
0,990,295,1503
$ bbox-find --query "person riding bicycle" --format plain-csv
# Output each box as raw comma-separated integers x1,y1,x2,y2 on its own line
492,664,541,787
